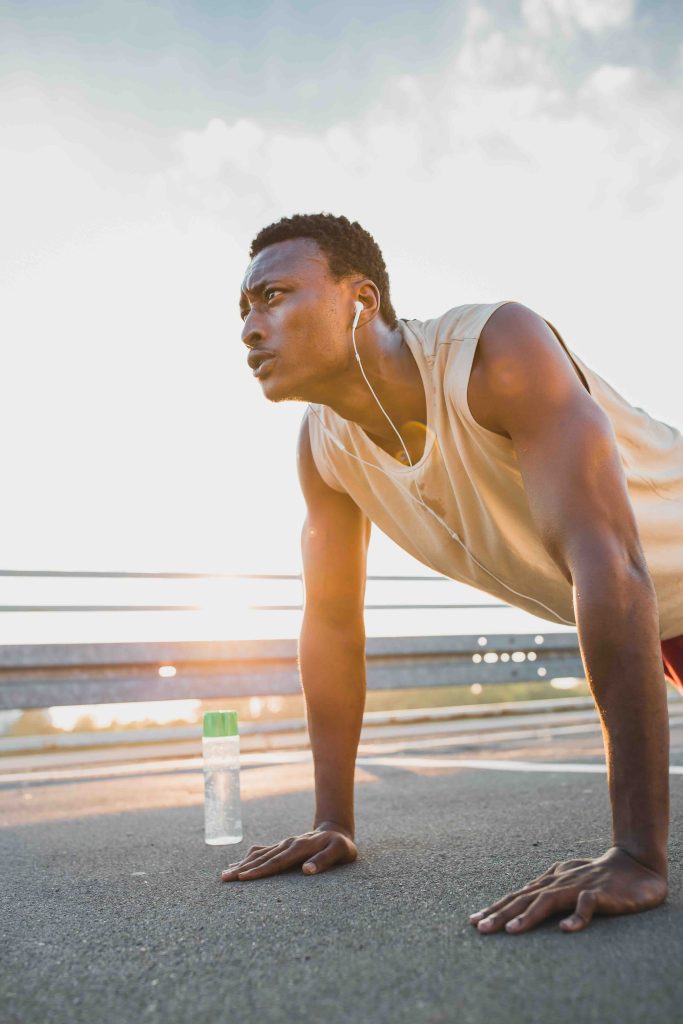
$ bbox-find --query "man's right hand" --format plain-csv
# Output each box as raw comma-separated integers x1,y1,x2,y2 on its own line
220,824,358,882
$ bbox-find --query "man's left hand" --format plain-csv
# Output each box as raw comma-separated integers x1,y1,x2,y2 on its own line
469,846,668,935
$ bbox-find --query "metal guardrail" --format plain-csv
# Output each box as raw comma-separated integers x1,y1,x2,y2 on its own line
0,568,583,710
0,568,510,612
0,633,583,710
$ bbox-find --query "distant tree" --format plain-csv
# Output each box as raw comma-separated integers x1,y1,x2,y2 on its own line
72,714,98,733
9,709,60,736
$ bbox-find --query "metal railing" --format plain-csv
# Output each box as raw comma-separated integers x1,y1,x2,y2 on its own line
0,567,512,613
0,568,582,709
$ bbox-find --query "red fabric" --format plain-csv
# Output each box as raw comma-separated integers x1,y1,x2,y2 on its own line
662,634,683,697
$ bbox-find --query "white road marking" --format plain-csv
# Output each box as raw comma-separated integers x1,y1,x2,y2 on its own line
2,741,683,783
0,719,602,782
2,703,683,784
356,756,683,775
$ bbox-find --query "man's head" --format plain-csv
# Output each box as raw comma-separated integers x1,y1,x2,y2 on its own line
239,212,399,404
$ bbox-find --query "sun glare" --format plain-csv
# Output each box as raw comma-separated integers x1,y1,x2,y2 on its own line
550,678,582,690
48,700,202,731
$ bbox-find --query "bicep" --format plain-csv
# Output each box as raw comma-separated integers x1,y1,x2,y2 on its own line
297,414,371,622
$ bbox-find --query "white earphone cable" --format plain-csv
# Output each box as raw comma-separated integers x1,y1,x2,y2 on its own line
305,307,576,628
349,303,414,469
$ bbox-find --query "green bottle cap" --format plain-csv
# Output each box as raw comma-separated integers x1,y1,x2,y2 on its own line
203,710,239,737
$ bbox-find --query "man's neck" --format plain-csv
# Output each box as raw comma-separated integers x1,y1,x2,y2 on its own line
311,322,427,445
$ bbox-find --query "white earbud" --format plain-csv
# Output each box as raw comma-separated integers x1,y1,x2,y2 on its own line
353,300,363,327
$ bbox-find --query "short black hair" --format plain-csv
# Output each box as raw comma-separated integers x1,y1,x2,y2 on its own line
248,212,398,330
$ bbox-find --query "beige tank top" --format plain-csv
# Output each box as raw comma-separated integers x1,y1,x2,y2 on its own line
306,301,683,641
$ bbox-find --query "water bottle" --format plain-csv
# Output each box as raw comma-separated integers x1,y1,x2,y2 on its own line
202,710,243,846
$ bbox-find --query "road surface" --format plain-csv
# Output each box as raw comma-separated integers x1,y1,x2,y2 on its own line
2,707,683,1024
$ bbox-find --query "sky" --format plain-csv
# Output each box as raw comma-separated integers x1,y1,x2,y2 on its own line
1,0,682,643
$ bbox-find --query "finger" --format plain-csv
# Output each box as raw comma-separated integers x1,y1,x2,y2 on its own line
235,844,270,861
236,840,293,869
224,851,278,876
559,889,600,932
523,858,591,886
302,835,355,875
221,843,285,880
556,858,593,872
468,856,599,925
222,845,276,869
474,892,540,933
501,887,577,934
224,843,272,869
233,836,315,874
230,836,328,880
518,858,590,889
234,841,325,880
469,873,559,923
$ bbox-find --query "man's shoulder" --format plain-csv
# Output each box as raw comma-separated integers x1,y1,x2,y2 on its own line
475,301,578,385
454,301,546,438
472,302,596,437
405,300,518,355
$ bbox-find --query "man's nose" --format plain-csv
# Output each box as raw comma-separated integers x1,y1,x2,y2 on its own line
241,315,263,348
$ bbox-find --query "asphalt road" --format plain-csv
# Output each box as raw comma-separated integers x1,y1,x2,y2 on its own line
2,711,683,1024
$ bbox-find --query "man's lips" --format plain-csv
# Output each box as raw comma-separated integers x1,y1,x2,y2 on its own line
247,349,271,370
252,355,275,378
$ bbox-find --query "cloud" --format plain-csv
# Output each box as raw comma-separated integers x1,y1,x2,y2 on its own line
124,4,683,450
2,1,681,582
176,117,268,179
522,0,635,37
159,5,681,237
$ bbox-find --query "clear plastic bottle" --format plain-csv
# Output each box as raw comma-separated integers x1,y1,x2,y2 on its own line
202,710,243,846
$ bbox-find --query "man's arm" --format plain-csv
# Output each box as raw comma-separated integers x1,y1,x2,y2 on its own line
297,412,371,841
222,413,370,883
467,302,669,933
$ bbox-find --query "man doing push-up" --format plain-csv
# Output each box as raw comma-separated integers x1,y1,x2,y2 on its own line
223,212,683,936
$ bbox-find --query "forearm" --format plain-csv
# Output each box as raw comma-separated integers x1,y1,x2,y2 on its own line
573,563,669,877
298,612,367,839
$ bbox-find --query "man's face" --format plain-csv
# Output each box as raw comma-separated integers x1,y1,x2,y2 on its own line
239,237,353,403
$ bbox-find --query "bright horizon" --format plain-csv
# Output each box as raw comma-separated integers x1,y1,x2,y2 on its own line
2,0,681,645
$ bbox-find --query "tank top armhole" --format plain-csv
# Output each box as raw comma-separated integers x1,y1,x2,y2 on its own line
305,407,349,494
448,301,519,450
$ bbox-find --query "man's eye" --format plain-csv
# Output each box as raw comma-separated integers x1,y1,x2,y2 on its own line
240,289,281,320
